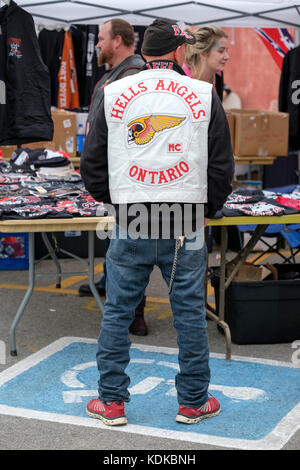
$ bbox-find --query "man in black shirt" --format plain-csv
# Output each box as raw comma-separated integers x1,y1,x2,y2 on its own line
78,19,147,336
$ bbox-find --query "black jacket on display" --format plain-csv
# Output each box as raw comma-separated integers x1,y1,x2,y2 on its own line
38,28,65,107
80,25,104,108
279,46,300,150
0,1,53,145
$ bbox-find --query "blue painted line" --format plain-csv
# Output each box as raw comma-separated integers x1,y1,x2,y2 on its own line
0,338,299,449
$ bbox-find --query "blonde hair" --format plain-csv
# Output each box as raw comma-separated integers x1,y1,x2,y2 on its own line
185,26,228,79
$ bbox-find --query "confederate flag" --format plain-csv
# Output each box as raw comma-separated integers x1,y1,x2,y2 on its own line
255,28,294,68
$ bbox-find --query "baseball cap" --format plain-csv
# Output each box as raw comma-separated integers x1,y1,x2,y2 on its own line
141,18,196,56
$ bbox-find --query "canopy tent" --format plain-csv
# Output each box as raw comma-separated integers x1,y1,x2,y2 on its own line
6,0,300,28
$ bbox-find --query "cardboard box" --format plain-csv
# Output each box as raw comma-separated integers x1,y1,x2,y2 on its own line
21,141,55,151
1,110,77,159
0,145,18,159
226,262,275,282
225,112,235,151
230,109,289,157
51,109,77,157
227,262,263,282
75,112,88,135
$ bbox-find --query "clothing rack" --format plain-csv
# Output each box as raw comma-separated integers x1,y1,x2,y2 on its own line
37,23,73,33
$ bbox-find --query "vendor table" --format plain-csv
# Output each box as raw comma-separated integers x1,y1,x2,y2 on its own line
0,216,114,356
1,214,299,359
234,156,276,165
207,213,300,360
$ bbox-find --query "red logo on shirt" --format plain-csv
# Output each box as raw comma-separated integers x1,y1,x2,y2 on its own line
8,38,22,59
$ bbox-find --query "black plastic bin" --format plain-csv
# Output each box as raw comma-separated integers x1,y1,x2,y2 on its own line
34,231,107,260
211,264,300,345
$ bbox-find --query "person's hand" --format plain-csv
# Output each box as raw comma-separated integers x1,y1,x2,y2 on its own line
204,217,210,227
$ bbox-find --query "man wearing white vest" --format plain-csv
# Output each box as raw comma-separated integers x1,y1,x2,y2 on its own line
81,18,234,426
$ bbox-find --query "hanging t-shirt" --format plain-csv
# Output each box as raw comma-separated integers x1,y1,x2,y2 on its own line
57,31,80,109
38,28,65,107
81,25,105,107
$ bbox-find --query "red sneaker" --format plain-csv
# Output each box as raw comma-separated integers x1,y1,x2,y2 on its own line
86,399,127,426
176,395,220,424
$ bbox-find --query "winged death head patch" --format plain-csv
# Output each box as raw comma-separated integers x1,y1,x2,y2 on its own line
127,115,185,146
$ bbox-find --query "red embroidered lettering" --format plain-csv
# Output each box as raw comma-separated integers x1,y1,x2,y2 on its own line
158,171,168,184
172,25,181,36
168,143,182,152
128,162,189,185
137,82,147,92
193,109,206,119
112,82,148,120
111,108,124,120
177,86,188,97
167,81,179,93
152,62,161,69
115,98,127,109
148,171,158,184
174,164,182,177
120,92,131,103
129,86,140,98
137,168,147,182
155,80,166,91
166,168,178,181
179,161,189,172
184,92,197,105
190,99,202,109
129,165,138,177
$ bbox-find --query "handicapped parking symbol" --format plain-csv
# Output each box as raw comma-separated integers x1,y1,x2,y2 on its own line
61,358,267,403
0,338,299,449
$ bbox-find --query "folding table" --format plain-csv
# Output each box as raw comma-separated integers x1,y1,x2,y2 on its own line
1,213,299,360
0,216,114,356
207,213,300,360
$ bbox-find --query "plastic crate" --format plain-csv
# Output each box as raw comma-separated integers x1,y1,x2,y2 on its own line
0,232,29,270
211,264,300,344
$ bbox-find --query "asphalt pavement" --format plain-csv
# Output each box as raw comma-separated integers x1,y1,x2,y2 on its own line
0,243,299,453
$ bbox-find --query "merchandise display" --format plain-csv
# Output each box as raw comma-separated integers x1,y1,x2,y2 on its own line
215,187,300,218
0,151,106,220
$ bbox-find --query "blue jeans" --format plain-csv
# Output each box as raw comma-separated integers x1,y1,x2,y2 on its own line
96,227,210,407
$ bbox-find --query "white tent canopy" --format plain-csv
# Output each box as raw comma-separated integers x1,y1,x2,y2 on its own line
7,0,300,27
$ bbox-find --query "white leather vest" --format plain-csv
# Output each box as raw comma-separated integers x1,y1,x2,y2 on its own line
104,68,212,204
